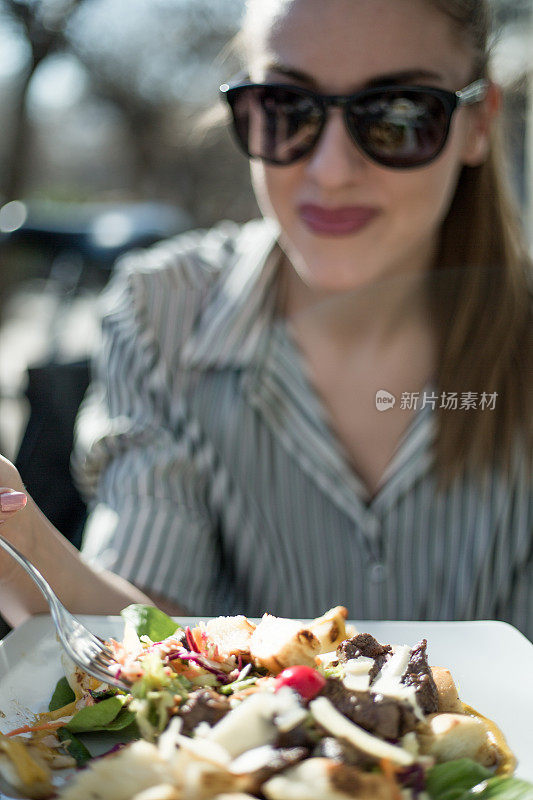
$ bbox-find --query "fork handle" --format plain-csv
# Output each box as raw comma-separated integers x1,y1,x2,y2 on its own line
0,533,58,607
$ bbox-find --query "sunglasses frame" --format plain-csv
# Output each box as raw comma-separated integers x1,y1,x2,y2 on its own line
220,77,489,169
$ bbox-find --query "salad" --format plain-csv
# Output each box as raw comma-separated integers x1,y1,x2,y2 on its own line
0,605,531,800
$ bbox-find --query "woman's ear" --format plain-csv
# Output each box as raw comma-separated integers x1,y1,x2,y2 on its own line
461,81,501,167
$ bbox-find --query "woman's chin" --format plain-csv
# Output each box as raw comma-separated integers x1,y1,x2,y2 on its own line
293,262,387,297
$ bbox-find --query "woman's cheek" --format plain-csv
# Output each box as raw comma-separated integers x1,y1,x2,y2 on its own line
251,161,300,224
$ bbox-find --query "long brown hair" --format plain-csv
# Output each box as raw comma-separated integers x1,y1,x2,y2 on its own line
428,0,532,478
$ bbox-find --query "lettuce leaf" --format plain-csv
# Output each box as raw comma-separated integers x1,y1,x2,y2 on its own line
56,727,92,766
463,778,533,800
427,760,492,800
120,604,181,640
66,695,134,733
49,677,75,712
426,761,533,800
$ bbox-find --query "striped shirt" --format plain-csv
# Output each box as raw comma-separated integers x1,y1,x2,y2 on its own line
74,218,533,639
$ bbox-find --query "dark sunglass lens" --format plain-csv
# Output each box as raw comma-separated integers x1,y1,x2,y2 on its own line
228,85,322,164
347,89,449,167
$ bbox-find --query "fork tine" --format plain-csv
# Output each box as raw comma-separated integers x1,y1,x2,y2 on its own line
91,646,119,668
92,651,118,670
86,633,112,654
84,662,128,688
0,534,132,692
68,646,131,689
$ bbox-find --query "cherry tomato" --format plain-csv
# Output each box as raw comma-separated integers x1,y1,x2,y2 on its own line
274,665,326,700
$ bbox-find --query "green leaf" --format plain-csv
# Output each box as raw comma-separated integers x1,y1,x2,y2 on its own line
49,677,75,712
120,604,180,641
99,707,137,732
66,695,128,733
426,759,492,800
464,778,533,800
56,727,92,766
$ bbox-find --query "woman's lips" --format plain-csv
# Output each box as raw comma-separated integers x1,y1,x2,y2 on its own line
298,203,379,236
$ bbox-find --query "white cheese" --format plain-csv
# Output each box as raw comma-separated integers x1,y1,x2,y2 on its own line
370,645,424,719
206,687,304,757
341,656,374,692
314,651,338,668
206,693,277,757
309,697,415,766
230,745,282,775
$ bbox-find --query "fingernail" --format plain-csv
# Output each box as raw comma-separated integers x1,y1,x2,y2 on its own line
0,491,27,512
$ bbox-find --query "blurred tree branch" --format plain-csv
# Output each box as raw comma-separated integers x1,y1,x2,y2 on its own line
1,0,88,199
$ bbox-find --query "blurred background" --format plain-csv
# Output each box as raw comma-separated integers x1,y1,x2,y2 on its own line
0,0,531,556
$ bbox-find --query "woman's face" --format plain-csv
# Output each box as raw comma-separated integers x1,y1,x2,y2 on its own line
246,0,491,294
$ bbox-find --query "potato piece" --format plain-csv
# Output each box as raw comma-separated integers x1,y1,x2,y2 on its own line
307,607,349,653
250,615,321,674
430,667,463,713
462,704,517,776
418,712,498,767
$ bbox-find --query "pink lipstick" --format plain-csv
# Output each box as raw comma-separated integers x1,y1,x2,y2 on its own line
298,204,378,236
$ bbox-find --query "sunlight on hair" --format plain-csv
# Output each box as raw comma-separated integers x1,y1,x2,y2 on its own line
242,0,293,53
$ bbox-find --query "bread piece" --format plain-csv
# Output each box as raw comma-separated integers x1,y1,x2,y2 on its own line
204,616,257,659
250,615,322,674
418,712,498,767
263,758,396,800
131,787,180,800
59,740,173,800
430,667,463,713
307,607,349,653
212,796,258,800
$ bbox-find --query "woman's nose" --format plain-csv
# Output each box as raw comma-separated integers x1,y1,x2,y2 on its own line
305,108,368,187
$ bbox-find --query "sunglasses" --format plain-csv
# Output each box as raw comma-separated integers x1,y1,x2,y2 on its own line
220,77,488,170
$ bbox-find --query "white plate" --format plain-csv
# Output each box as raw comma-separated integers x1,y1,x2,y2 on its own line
0,615,532,798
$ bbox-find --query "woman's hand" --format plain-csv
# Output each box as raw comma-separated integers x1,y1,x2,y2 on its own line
0,455,29,580
0,455,154,625
0,489,27,516
0,454,25,496
0,455,28,527
0,455,27,521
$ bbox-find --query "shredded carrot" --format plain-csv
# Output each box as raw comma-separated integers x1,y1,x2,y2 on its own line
380,758,402,800
5,721,66,738
178,667,204,680
191,627,204,653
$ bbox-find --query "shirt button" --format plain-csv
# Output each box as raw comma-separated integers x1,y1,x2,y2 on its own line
370,563,387,583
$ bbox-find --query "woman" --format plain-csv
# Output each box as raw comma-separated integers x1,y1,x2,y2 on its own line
1,0,531,634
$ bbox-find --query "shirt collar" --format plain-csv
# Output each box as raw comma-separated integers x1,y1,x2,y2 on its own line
181,218,282,370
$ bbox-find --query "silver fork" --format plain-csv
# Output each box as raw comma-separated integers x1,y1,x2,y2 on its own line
0,534,131,692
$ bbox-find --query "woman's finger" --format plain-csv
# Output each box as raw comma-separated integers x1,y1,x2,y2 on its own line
0,490,27,515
